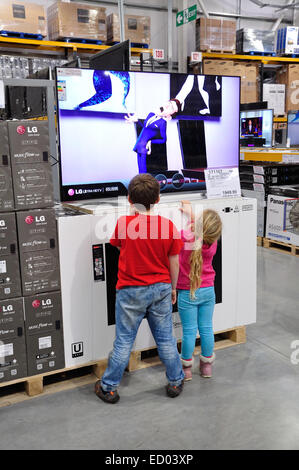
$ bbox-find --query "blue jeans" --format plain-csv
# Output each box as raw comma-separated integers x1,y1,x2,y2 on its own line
101,283,184,391
178,287,215,359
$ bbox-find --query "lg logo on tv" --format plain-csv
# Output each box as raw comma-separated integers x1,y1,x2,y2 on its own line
72,342,84,358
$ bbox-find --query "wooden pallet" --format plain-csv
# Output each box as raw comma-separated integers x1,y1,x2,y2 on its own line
0,326,246,407
263,237,299,257
0,359,107,407
128,326,246,372
203,48,236,55
257,236,263,247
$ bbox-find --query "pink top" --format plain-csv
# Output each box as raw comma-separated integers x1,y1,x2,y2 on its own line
177,229,217,290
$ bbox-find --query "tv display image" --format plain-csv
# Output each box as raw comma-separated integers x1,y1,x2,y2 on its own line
287,111,299,147
240,109,273,147
56,69,240,201
241,117,263,137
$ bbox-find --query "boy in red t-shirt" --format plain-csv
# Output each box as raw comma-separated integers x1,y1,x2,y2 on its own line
95,174,184,403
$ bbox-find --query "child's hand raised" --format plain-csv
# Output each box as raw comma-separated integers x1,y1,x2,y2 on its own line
180,200,193,219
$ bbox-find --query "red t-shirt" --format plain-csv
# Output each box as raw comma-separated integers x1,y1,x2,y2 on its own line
110,214,183,289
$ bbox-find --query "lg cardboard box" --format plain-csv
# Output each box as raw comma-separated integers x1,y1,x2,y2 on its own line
20,249,60,296
106,13,150,45
0,122,14,213
0,246,22,301
16,209,57,254
48,1,106,42
24,291,64,375
0,212,18,257
24,291,62,336
0,298,24,341
26,329,65,376
0,1,46,36
7,121,54,210
0,298,27,383
0,336,27,382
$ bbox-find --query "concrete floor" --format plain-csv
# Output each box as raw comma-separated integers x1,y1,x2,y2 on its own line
1,246,299,450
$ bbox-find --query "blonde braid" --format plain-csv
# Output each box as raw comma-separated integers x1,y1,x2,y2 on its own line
189,209,222,299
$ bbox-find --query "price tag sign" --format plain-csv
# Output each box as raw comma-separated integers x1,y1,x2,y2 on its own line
153,49,165,61
204,168,241,199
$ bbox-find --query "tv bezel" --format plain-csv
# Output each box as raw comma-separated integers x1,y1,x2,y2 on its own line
56,68,241,202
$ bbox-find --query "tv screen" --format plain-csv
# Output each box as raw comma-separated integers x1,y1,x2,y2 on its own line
56,69,240,201
287,111,299,147
241,117,263,137
240,109,273,147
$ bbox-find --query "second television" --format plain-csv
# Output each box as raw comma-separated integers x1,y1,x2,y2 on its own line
56,69,241,201
240,108,273,147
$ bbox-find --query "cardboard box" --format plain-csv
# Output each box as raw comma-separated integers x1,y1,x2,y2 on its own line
8,121,54,210
0,212,17,257
47,1,106,41
0,122,14,213
277,27,299,55
277,64,299,112
16,209,57,255
0,252,22,301
0,297,24,341
106,13,150,45
266,193,299,245
196,18,236,52
20,249,60,296
237,29,275,54
0,336,27,383
24,291,62,336
263,84,285,115
0,1,46,36
0,166,14,213
11,164,54,211
241,189,266,237
26,329,65,376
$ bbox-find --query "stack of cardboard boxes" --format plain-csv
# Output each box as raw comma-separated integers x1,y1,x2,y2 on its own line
0,1,46,36
196,18,236,53
0,121,65,384
106,13,150,45
203,60,259,103
47,1,107,42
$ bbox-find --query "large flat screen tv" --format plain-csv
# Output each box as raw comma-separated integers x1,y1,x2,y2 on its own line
240,108,273,148
287,111,299,147
56,69,240,201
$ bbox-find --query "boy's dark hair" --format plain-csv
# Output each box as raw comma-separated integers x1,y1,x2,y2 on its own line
128,174,160,211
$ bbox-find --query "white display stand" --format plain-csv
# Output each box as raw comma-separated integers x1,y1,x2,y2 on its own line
57,194,257,368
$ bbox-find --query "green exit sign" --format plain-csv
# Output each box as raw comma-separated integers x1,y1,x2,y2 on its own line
176,4,197,27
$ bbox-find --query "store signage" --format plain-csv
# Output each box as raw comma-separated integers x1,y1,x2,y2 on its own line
176,5,197,27
153,49,165,60
204,167,241,199
190,51,202,63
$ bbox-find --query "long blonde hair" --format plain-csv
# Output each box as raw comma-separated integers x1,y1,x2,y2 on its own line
189,209,222,299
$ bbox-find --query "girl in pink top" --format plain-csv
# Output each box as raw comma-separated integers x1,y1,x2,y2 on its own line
178,201,222,381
